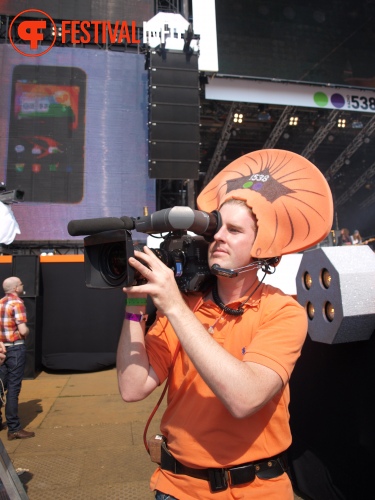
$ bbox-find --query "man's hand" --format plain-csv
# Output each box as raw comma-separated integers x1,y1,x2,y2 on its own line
0,342,6,365
124,247,184,316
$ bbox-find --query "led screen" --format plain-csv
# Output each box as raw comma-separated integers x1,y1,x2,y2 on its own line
7,66,86,203
0,45,155,240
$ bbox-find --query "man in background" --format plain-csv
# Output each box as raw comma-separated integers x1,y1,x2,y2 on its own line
0,277,35,439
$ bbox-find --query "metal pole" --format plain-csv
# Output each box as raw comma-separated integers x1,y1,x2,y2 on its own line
181,0,190,19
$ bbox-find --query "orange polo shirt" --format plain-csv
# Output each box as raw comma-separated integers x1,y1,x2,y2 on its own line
145,282,307,499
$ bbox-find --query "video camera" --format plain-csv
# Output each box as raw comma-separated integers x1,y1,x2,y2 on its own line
67,207,221,292
0,183,24,204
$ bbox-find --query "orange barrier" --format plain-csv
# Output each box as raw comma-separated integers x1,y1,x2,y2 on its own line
0,255,84,263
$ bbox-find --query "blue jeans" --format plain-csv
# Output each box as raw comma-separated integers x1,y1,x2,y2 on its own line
155,492,178,500
0,344,26,432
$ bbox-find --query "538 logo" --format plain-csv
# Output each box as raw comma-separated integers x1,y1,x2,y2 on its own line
249,174,269,182
347,95,375,111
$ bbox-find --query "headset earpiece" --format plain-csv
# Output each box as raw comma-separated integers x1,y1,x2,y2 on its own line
261,257,281,274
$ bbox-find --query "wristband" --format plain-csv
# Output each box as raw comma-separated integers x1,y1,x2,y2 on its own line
125,312,147,322
126,298,147,306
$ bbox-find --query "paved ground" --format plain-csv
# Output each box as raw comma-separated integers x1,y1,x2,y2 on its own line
0,368,305,499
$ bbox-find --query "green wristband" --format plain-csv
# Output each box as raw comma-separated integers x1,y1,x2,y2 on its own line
126,297,147,306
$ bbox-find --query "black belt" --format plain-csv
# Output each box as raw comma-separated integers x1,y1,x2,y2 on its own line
160,443,288,492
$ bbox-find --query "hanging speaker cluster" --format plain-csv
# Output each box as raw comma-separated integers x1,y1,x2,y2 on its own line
148,49,200,179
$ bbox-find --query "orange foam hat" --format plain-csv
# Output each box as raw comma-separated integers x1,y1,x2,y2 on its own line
197,149,333,258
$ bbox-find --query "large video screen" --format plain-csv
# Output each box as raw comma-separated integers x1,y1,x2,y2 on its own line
216,0,375,90
0,45,155,241
7,65,86,204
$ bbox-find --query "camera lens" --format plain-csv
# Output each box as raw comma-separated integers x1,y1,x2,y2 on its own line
101,242,127,285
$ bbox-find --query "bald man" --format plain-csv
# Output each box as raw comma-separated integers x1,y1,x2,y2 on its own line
0,277,35,439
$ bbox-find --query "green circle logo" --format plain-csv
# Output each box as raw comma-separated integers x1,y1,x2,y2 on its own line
314,92,329,107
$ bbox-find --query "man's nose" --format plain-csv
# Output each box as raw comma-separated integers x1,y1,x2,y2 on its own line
213,226,226,241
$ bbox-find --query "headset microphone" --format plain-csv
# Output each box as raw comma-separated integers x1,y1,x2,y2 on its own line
210,262,262,278
211,257,281,278
210,264,239,278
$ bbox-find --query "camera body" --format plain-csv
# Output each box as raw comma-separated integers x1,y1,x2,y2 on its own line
83,228,214,292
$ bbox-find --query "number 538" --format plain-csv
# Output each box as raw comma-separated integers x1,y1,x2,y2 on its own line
350,95,375,110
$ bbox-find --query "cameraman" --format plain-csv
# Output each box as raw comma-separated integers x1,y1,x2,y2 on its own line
117,150,333,500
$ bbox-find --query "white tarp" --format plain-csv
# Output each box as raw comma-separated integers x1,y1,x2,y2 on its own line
0,201,20,244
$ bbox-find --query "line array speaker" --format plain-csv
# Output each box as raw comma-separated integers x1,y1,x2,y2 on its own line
11,255,41,297
23,297,42,379
148,50,200,180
